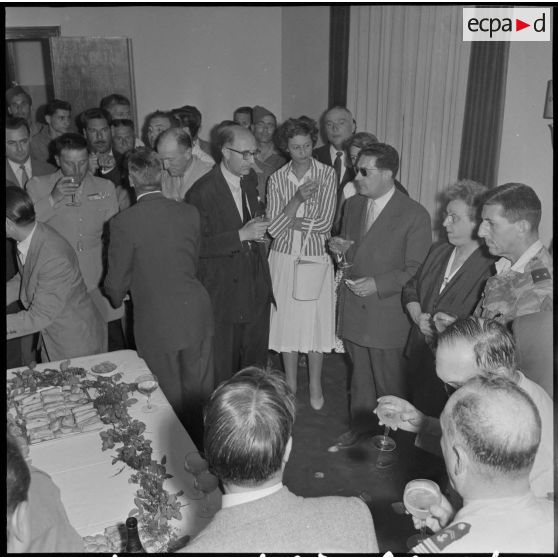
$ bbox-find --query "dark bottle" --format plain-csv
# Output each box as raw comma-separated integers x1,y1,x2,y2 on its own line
125,517,145,553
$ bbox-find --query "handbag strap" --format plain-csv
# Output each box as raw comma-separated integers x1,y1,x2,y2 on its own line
296,219,314,261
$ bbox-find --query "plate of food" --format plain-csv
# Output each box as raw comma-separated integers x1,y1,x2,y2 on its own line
90,361,118,375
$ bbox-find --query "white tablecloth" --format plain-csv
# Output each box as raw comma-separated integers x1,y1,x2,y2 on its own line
7,350,221,540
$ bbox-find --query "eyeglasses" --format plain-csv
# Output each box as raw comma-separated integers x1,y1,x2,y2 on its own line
355,166,381,177
225,147,261,160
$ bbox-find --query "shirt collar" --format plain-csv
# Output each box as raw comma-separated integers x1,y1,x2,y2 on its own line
16,222,38,265
8,157,31,173
220,162,242,189
495,240,544,274
221,482,283,509
370,185,396,212
136,190,162,201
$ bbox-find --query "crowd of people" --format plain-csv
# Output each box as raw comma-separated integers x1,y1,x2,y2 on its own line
5,83,554,554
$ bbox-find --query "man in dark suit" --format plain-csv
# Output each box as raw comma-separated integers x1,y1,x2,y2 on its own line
313,106,356,194
104,148,214,451
6,117,55,189
186,124,273,385
330,143,432,447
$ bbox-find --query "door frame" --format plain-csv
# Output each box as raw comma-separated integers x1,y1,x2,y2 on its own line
6,26,60,91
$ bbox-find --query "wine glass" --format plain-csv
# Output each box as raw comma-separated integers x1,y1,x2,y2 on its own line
193,469,220,518
403,479,442,549
135,374,159,413
184,451,209,500
253,206,269,243
371,404,399,451
65,176,81,207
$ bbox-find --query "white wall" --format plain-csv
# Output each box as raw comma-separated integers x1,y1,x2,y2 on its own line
6,6,284,140
497,42,553,247
281,6,330,124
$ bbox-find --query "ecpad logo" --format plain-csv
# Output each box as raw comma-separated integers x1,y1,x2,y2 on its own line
463,8,550,42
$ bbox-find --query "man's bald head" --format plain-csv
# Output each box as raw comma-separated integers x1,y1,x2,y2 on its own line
219,125,257,177
442,375,541,481
323,106,356,149
156,128,193,177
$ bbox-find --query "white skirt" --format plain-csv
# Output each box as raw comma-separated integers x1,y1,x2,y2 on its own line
268,249,336,353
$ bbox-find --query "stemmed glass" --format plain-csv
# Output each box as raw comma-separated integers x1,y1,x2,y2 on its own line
135,373,159,413
372,404,399,452
184,452,219,517
332,237,353,277
403,479,442,549
253,205,269,243
65,176,81,207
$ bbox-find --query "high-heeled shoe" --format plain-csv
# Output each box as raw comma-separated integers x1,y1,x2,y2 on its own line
310,395,324,411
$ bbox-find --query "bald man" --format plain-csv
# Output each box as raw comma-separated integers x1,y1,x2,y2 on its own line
185,125,274,384
412,375,554,554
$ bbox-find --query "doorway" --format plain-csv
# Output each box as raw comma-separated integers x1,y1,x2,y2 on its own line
6,26,60,126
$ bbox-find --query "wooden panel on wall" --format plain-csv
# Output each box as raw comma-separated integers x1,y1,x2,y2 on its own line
49,37,137,126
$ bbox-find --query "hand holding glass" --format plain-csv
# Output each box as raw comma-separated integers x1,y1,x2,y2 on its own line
372,403,400,451
135,374,159,412
403,479,442,548
65,176,81,207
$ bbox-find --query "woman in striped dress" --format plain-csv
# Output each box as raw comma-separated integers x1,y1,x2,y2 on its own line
266,117,336,410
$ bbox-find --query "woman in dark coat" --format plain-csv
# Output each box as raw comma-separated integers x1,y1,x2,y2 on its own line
402,180,495,416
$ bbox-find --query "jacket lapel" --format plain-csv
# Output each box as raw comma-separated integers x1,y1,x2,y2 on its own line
21,223,43,303
216,167,244,227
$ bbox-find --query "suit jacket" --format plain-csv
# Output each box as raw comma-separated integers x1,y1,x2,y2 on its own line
6,157,56,188
6,222,106,362
185,166,273,324
313,143,355,192
104,192,213,356
185,486,378,553
338,189,432,348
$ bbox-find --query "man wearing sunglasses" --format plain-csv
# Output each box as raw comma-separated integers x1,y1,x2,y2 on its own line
330,142,431,449
186,124,274,386
375,317,553,500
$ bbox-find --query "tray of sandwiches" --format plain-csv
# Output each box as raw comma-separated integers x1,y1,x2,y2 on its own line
7,383,104,445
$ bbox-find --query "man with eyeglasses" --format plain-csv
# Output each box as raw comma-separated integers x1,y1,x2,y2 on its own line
329,143,431,449
186,124,274,385
375,316,553,500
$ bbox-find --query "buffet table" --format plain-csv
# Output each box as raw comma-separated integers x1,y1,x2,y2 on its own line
7,350,221,546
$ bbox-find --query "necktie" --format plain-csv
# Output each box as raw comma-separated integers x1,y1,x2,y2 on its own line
20,165,30,189
362,198,376,235
333,151,343,184
240,177,251,224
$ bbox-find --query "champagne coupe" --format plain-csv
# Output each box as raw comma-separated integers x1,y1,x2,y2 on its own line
403,479,442,549
184,451,209,500
65,176,81,207
371,404,399,451
135,374,159,413
193,469,220,518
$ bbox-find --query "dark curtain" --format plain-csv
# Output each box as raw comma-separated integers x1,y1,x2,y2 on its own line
458,41,510,188
329,6,351,108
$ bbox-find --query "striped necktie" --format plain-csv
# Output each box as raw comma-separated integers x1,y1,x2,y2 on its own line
20,164,30,189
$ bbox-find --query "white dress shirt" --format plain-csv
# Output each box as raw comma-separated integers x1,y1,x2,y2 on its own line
221,482,283,509
220,162,244,220
16,222,38,265
8,157,32,188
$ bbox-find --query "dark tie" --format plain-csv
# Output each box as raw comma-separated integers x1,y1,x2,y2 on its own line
333,151,343,184
240,177,251,224
20,165,29,189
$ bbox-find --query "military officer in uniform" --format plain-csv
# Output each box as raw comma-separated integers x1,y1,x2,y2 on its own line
474,183,552,326
411,375,554,554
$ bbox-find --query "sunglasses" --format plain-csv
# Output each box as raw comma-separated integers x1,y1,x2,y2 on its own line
355,166,382,177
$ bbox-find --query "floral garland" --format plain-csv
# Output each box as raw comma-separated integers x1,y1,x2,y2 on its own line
7,361,184,550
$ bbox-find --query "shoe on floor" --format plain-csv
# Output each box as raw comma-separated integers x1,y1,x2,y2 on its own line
333,430,363,449
310,395,324,411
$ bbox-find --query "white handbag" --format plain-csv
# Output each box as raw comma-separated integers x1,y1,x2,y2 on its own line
292,220,328,301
